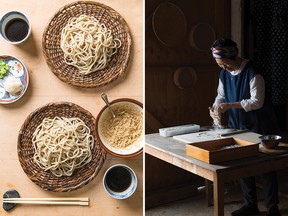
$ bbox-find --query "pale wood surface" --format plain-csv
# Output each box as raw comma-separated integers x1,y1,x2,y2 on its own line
0,0,143,216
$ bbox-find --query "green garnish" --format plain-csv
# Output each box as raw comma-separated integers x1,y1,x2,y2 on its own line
0,59,10,79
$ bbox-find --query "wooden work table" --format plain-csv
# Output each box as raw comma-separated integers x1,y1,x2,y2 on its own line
0,0,143,216
145,132,288,216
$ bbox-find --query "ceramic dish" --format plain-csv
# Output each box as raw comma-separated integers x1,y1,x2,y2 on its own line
103,164,137,199
0,55,29,104
95,98,143,158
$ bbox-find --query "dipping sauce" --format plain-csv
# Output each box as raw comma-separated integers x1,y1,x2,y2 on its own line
5,18,29,42
105,166,132,192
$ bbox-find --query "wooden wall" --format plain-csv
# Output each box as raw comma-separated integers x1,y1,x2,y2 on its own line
145,0,231,208
145,0,231,133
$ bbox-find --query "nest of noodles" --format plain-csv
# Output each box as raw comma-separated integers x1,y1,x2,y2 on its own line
18,102,106,192
42,1,132,87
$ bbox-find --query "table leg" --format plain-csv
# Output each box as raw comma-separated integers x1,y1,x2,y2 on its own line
205,179,213,206
213,173,224,216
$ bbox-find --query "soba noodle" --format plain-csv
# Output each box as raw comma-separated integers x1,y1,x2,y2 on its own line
32,117,94,177
60,15,121,75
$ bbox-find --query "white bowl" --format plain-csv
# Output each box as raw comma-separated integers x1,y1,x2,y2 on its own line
103,164,137,199
0,11,31,45
95,98,143,158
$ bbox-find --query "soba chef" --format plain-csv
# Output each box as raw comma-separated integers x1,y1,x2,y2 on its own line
209,38,281,216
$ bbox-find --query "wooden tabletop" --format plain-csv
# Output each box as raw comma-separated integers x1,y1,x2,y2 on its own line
145,133,288,174
0,0,143,215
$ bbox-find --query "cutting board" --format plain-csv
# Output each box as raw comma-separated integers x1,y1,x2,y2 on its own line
259,143,288,155
225,132,261,143
173,130,258,144
173,131,222,143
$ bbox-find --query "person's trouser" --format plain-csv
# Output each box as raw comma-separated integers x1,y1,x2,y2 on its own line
240,171,279,210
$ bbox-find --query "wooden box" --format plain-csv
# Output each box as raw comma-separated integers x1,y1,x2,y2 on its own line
186,137,259,164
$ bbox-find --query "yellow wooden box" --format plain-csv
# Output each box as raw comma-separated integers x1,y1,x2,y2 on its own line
186,137,259,164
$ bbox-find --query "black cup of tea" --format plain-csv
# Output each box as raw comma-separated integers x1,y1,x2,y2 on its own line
0,11,31,45
103,164,137,199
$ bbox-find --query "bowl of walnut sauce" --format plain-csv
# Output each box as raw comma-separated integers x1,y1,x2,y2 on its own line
95,98,143,158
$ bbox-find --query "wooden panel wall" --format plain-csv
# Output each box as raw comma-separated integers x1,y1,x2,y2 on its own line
145,0,231,133
145,0,231,208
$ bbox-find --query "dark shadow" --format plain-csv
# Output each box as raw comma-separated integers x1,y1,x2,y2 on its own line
14,32,40,58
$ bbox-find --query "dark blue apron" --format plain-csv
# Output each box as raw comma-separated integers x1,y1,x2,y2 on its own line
220,61,279,135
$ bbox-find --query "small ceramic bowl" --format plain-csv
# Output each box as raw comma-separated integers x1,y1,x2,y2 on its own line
95,98,143,158
103,164,137,199
259,135,282,149
0,11,31,45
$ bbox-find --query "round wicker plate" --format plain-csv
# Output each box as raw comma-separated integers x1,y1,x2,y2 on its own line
42,1,132,87
17,102,106,192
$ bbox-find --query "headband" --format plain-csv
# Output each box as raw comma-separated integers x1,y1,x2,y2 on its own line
211,46,238,59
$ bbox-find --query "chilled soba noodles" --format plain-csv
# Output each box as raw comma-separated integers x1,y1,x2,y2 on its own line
32,117,94,177
60,15,121,75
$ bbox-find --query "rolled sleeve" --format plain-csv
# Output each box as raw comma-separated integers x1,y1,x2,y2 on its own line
241,74,265,112
213,79,226,105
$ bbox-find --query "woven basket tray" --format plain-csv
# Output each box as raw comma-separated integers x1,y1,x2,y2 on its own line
42,1,132,87
18,102,106,192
